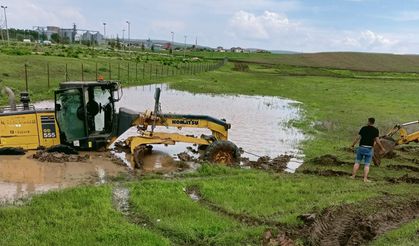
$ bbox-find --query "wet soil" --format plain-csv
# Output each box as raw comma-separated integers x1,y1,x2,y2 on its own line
241,155,293,172
32,150,89,163
310,154,353,166
302,196,419,245
0,152,128,203
112,185,130,215
386,164,419,172
301,169,352,177
386,174,419,184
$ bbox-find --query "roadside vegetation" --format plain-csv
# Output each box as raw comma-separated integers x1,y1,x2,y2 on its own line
0,47,418,245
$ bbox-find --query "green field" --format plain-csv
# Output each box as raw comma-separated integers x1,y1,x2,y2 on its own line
0,49,418,245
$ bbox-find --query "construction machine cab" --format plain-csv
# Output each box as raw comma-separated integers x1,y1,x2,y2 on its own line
54,81,121,150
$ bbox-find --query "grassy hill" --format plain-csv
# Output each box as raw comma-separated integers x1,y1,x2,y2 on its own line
235,52,419,73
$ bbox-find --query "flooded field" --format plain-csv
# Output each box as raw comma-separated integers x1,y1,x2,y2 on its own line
1,84,306,202
116,84,306,170
0,152,127,204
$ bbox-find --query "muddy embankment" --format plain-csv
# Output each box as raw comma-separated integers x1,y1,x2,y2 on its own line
183,186,419,246
302,196,419,246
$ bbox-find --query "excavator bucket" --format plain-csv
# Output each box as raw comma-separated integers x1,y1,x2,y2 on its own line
372,137,396,166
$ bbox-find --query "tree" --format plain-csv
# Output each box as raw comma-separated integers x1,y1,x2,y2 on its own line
51,33,61,43
151,44,155,52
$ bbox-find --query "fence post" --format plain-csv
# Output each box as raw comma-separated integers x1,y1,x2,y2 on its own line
135,62,138,82
47,62,50,88
143,63,145,80
81,63,84,81
150,64,153,79
24,64,28,91
109,63,112,80
127,62,130,83
65,64,68,81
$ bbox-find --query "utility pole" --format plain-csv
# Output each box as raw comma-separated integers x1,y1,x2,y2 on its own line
1,5,9,45
184,35,187,58
170,31,174,52
102,22,106,39
126,21,130,50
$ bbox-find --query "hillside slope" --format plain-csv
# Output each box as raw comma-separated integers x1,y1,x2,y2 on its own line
240,52,419,72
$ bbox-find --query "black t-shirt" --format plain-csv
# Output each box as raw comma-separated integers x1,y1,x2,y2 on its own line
359,125,379,147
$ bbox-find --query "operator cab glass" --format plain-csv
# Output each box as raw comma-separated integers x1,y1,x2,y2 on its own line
55,88,86,142
55,81,119,149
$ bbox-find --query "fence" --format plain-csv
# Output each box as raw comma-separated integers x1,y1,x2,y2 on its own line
14,59,226,92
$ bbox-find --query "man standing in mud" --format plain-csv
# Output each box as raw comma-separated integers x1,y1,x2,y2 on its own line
350,117,385,182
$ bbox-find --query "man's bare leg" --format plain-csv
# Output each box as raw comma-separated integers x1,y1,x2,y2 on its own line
351,163,360,178
363,165,371,182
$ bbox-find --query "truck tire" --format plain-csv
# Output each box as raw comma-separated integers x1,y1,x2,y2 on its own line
204,140,240,165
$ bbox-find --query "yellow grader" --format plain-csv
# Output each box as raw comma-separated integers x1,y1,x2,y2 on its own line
0,81,240,167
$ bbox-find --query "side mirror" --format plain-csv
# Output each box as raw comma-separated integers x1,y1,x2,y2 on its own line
55,104,61,111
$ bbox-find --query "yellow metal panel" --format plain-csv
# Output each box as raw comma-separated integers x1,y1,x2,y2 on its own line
36,111,61,148
0,112,39,149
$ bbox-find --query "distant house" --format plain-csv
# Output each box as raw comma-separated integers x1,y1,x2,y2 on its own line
216,46,225,52
164,42,172,50
230,47,244,53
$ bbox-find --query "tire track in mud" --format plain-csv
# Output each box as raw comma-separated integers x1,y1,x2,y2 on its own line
184,186,419,246
386,164,419,172
185,185,284,228
301,168,419,184
111,185,202,246
302,196,419,246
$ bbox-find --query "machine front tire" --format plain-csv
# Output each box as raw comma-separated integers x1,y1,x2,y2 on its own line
204,140,240,165
133,145,152,168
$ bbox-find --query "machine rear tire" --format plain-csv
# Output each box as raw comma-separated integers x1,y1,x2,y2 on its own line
204,140,240,165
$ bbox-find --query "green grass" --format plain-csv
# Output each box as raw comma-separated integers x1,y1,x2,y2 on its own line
0,47,219,104
371,219,419,246
169,63,419,159
129,180,264,245
1,51,419,245
0,186,170,246
234,52,419,73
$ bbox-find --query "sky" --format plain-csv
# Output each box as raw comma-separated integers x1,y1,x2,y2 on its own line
1,0,419,53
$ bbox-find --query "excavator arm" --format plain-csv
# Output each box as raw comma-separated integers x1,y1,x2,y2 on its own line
385,120,419,145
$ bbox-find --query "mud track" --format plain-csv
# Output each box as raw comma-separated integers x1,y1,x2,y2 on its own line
310,155,353,166
301,169,352,177
111,185,205,245
386,164,419,172
303,196,419,245
185,185,284,227
386,174,419,184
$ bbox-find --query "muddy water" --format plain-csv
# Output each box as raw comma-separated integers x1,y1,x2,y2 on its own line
34,84,306,171
116,84,306,170
0,152,127,203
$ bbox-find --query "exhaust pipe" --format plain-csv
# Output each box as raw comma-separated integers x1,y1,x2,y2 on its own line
1,86,17,111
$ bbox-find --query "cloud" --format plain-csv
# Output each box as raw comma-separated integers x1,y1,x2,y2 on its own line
3,0,86,29
229,10,298,40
